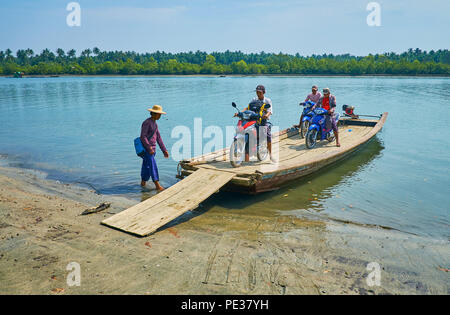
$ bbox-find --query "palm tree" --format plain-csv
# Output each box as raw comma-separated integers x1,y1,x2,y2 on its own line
81,49,92,58
40,48,55,62
5,49,12,61
56,48,66,59
26,49,34,59
16,49,27,64
67,49,76,59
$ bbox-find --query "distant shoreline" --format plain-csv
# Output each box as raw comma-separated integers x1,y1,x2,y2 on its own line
1,74,449,78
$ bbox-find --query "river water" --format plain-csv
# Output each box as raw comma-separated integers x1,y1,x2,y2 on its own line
0,76,449,239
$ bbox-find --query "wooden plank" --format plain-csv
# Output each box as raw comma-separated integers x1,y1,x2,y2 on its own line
102,168,235,236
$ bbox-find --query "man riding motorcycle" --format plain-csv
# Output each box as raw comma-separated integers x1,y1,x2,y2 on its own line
294,85,321,129
235,85,274,161
311,87,340,147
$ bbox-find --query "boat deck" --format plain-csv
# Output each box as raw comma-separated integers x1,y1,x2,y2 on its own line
181,117,384,178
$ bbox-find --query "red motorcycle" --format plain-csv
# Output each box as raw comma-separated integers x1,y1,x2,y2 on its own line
230,102,268,167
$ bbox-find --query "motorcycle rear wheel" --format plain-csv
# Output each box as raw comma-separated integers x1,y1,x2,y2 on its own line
327,132,335,142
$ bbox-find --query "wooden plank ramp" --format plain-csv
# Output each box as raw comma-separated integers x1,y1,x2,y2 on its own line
101,168,235,236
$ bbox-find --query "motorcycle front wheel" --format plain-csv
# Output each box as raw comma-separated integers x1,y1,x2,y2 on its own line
300,120,310,138
230,139,245,167
305,129,318,149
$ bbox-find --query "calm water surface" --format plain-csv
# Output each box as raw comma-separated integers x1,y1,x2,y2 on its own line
0,76,449,239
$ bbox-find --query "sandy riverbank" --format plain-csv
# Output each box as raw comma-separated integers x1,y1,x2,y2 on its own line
0,165,448,295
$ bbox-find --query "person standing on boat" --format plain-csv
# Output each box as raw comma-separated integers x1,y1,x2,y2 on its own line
140,105,170,191
251,85,274,160
294,85,321,128
312,88,340,147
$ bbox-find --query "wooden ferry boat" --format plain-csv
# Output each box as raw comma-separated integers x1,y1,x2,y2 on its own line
102,113,388,236
177,113,388,194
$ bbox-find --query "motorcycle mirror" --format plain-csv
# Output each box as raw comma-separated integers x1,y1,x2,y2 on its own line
232,102,237,108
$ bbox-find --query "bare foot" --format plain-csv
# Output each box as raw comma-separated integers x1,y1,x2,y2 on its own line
140,180,146,187
154,181,165,191
336,143,341,147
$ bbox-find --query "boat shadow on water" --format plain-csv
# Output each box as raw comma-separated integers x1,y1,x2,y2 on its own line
155,136,385,232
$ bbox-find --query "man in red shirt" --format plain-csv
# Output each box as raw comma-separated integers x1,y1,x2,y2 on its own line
312,88,340,147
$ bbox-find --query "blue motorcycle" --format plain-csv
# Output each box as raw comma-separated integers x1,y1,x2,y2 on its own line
305,108,340,149
298,101,316,138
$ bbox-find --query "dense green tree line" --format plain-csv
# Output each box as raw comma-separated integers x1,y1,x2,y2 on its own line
1,48,449,75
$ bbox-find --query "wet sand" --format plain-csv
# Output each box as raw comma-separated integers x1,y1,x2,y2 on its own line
0,165,448,295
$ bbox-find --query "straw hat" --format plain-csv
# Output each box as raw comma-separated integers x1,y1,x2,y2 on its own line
147,105,166,115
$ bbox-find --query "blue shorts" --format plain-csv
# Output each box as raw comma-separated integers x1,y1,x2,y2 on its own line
141,151,159,182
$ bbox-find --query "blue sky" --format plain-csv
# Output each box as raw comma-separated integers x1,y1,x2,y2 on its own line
0,0,449,56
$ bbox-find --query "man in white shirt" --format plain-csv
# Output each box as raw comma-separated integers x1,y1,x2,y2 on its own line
251,85,273,160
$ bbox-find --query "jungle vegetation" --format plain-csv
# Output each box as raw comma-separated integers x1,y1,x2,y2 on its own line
1,48,449,76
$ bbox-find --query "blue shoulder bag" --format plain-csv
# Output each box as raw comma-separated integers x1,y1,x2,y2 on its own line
134,137,146,157
134,128,157,158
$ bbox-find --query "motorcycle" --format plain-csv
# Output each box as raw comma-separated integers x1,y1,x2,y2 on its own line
305,108,340,149
298,101,316,138
230,102,268,167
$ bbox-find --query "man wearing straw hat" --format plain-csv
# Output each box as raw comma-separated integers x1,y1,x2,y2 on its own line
140,105,169,191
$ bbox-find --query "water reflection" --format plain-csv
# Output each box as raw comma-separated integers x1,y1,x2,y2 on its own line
187,137,384,215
